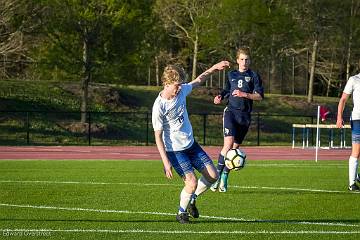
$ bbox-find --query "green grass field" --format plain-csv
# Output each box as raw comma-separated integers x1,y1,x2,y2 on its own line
0,159,359,240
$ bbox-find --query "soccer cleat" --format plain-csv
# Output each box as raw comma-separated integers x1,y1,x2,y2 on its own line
176,212,190,224
187,202,199,218
219,172,229,193
210,179,220,192
348,184,360,192
356,174,360,184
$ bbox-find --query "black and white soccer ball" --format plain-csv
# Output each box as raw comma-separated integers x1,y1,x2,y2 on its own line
225,149,246,171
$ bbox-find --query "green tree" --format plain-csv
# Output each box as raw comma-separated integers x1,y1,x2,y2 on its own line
341,0,360,83
0,0,41,79
209,0,295,93
35,0,152,122
287,0,342,102
154,0,218,80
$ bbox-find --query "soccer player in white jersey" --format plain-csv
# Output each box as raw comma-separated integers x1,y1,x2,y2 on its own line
152,61,230,223
337,71,360,191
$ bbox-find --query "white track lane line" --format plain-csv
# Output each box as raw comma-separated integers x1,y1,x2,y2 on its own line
0,180,351,194
0,203,359,227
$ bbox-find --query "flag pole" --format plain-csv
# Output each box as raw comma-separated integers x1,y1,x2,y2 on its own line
315,105,320,162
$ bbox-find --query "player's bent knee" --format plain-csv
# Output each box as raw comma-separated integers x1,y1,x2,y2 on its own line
209,176,218,184
206,172,219,184
213,171,220,182
202,165,218,182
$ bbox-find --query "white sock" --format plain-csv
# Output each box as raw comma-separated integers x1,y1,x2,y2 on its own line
349,156,358,186
190,176,212,204
178,188,192,214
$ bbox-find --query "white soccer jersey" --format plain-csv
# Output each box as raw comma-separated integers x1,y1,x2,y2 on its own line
152,83,194,151
344,73,360,120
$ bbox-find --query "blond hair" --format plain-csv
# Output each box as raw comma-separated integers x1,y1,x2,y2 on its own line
161,65,187,86
236,46,251,59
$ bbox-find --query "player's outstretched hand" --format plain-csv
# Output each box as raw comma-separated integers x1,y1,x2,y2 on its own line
212,61,230,71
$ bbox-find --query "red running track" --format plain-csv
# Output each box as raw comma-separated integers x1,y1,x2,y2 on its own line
0,146,351,161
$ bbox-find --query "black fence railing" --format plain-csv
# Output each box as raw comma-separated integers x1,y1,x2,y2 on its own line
0,111,351,147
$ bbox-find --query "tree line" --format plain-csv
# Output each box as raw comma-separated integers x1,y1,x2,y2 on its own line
1,0,360,119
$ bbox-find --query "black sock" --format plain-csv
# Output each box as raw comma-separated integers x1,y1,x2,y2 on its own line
217,154,225,174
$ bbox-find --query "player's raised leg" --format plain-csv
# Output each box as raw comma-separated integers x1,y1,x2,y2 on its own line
211,136,233,192
219,142,240,192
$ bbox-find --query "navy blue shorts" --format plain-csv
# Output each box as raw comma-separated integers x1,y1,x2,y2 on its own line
166,141,213,177
223,107,251,144
351,120,360,143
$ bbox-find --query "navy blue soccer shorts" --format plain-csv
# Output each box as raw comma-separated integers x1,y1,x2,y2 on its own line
351,119,360,144
166,141,213,177
223,107,251,144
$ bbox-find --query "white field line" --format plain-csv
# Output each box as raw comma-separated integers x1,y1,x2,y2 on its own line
230,185,346,194
1,228,360,235
249,163,346,168
0,203,359,228
0,203,174,216
0,180,350,194
0,159,347,167
0,180,176,187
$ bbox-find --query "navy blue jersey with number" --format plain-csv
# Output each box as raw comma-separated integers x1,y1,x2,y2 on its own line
220,69,264,112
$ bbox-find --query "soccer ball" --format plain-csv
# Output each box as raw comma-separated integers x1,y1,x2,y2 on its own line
224,149,246,171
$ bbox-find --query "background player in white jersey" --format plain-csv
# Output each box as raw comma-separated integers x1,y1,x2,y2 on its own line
337,71,360,191
211,46,264,192
152,61,229,223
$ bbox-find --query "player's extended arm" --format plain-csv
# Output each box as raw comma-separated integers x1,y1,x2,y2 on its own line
154,130,173,179
336,92,349,128
190,61,230,88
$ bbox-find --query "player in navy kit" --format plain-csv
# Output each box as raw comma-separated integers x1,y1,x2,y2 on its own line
211,46,264,192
